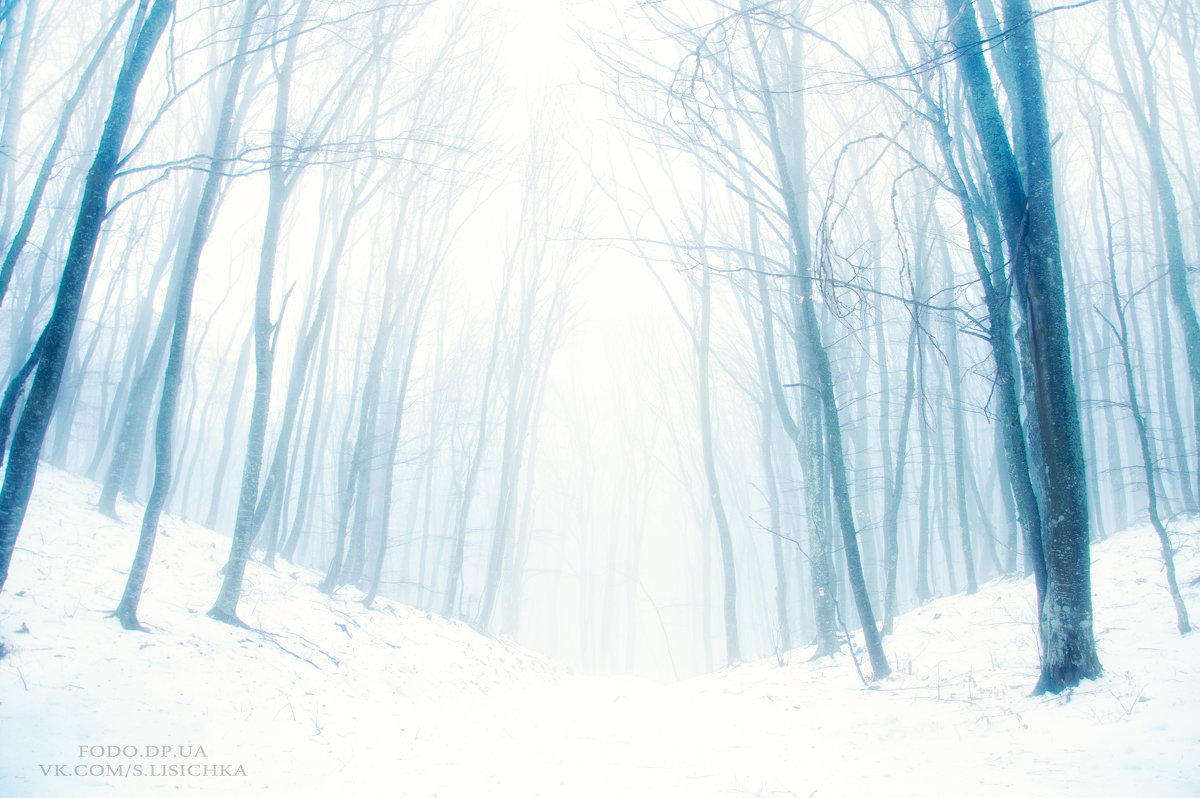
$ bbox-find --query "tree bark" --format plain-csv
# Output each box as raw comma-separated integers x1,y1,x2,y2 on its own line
116,0,258,629
744,12,887,674
944,0,1100,692
0,0,174,592
209,0,311,626
0,0,132,309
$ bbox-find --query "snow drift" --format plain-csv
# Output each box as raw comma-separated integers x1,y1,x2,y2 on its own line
1,465,1198,797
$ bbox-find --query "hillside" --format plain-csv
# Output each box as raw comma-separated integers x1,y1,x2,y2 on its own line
1,466,1198,797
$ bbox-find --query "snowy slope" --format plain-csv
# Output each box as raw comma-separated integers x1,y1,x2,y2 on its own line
0,467,563,797
1,465,1198,797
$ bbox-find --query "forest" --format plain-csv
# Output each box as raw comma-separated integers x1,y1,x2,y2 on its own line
0,0,1198,739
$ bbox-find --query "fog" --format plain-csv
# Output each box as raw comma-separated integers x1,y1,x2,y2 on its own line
0,0,1196,687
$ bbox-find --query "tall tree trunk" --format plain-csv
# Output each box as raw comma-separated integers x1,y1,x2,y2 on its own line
745,179,838,655
97,167,203,516
945,0,1100,692
0,1,132,308
441,292,507,620
115,0,258,629
696,258,740,664
882,321,917,634
0,0,174,592
1092,123,1190,635
320,268,396,594
915,34,1047,600
0,0,36,249
1156,270,1195,512
743,13,888,676
204,330,251,529
209,0,311,625
945,277,978,595
915,330,933,603
1110,0,1200,507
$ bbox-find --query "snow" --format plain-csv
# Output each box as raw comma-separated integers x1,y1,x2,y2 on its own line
2,465,1198,797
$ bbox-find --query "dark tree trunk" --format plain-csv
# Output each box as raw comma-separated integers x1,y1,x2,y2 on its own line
0,1,132,309
0,0,175,592
945,0,1100,693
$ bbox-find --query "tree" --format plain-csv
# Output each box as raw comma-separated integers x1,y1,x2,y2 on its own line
943,0,1101,693
1091,116,1191,636
475,146,572,633
870,0,1046,605
0,0,175,592
0,0,133,309
208,0,312,626
599,0,887,674
115,0,260,630
740,6,890,678
1108,0,1200,506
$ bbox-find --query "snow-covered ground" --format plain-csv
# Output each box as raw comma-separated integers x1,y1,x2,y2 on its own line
1,466,1198,797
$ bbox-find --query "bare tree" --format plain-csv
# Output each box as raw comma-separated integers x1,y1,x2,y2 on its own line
115,0,261,630
943,0,1100,693
1091,117,1191,636
0,1,133,309
1108,0,1200,505
0,0,175,592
